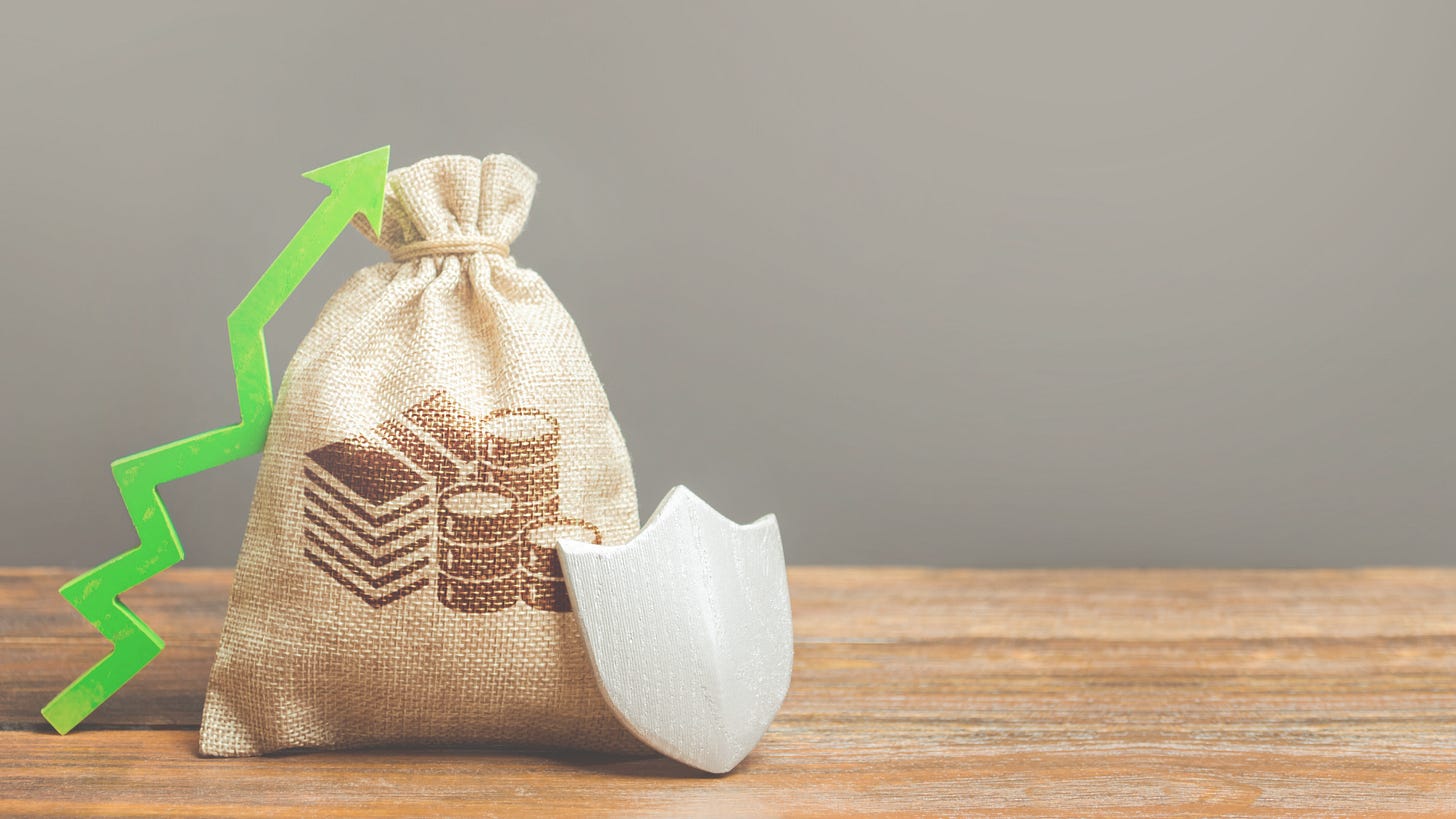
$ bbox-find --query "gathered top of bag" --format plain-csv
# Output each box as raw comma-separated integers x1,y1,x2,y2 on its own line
354,154,538,263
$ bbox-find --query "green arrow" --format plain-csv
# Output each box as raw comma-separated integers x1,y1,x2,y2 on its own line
41,146,391,734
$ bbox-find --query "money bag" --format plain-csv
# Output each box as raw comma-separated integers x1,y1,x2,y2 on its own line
199,154,647,756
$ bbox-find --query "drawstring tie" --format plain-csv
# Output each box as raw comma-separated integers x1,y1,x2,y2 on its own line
390,238,510,263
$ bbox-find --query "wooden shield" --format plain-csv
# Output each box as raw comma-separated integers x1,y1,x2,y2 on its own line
558,486,792,774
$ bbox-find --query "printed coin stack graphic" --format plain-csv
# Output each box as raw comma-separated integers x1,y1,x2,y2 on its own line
440,408,567,613
301,391,604,614
301,437,434,607
520,516,603,610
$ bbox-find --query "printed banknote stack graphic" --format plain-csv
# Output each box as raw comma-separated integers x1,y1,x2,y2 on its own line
302,435,433,607
302,391,602,613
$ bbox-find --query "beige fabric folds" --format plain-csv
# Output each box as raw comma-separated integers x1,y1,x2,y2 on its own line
199,154,646,757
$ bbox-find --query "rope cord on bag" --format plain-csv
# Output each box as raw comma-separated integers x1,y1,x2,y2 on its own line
391,238,511,262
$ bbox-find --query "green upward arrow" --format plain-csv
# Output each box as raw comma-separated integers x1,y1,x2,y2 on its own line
41,146,391,734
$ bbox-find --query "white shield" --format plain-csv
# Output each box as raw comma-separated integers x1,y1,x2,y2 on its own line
558,485,793,774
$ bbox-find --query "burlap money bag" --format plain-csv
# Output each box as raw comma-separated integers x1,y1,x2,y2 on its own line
199,154,647,757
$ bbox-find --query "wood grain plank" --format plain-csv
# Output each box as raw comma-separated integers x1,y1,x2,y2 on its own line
788,567,1456,641
1,724,1452,817
0,568,231,640
2,640,216,729
3,568,1455,816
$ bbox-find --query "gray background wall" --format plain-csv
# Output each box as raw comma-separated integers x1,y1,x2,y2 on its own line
2,1,1454,568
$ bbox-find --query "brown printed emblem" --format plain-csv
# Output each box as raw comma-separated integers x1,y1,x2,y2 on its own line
302,392,601,614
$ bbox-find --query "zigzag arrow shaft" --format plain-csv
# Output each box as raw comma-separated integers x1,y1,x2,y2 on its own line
41,147,391,734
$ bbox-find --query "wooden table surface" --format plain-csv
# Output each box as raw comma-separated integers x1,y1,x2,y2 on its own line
2,567,1454,817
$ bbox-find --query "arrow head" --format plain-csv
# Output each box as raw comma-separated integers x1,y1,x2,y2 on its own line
302,146,391,234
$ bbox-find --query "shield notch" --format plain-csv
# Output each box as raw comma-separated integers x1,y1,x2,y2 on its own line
558,486,792,774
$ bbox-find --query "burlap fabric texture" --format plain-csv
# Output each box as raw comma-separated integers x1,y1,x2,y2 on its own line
199,154,648,757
